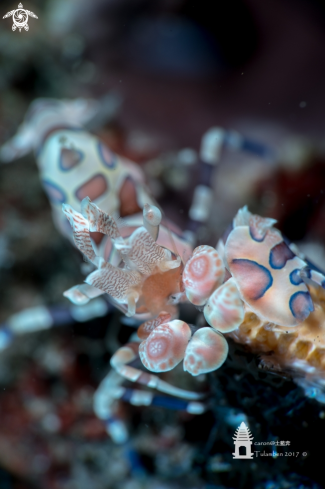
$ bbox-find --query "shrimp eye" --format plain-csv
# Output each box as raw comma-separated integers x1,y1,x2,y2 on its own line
167,295,177,305
167,292,184,305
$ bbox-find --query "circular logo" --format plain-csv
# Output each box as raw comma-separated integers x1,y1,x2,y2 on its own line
3,3,38,33
12,9,28,31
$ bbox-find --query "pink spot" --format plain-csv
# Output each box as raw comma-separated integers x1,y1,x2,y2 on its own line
75,174,108,202
42,180,66,204
188,255,209,279
139,320,191,373
290,291,314,322
60,148,83,171
98,142,117,168
184,328,228,376
148,338,168,359
231,259,272,301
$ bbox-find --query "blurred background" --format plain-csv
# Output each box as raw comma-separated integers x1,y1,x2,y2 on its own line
1,0,325,487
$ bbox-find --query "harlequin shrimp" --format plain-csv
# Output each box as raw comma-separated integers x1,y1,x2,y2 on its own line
0,95,156,347
0,103,274,342
0,95,151,239
63,197,325,436
1,96,287,440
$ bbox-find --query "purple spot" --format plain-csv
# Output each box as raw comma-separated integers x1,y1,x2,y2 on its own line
269,241,295,269
290,269,303,286
98,142,117,169
231,259,273,300
75,174,108,202
59,148,83,171
42,180,66,204
249,226,265,242
289,291,314,322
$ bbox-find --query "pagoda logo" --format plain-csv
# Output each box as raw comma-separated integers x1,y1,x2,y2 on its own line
232,422,254,459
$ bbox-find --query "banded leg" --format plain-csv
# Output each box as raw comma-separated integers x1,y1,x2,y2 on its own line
94,369,205,442
116,388,206,414
300,268,325,289
0,299,110,351
93,370,129,444
110,340,205,402
185,128,274,245
63,283,105,306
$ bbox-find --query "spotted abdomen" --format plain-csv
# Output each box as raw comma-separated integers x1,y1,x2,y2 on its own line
225,225,314,327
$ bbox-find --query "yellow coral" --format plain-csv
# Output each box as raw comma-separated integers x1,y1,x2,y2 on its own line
227,283,325,375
